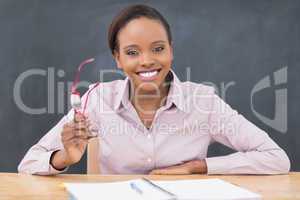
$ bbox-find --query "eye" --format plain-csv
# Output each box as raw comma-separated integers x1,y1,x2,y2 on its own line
126,49,139,56
153,46,165,53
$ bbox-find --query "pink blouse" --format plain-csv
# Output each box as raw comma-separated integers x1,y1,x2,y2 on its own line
18,70,290,175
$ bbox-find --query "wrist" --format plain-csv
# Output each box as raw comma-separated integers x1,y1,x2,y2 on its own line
50,150,72,170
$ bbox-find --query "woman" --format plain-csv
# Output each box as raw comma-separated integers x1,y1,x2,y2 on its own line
18,4,290,175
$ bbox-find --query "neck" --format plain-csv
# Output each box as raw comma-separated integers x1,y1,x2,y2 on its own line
130,81,170,114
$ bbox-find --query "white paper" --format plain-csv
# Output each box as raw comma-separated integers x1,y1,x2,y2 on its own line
64,178,261,200
152,179,261,200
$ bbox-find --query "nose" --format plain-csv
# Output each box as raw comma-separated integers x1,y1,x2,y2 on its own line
140,52,155,67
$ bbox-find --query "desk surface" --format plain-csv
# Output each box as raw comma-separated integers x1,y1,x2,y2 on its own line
0,172,299,200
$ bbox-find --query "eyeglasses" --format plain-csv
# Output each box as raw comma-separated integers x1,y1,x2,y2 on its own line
70,58,100,138
70,58,100,115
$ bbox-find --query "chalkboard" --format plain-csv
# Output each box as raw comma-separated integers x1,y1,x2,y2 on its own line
0,0,299,173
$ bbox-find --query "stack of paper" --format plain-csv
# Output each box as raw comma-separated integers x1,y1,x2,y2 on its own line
64,178,261,200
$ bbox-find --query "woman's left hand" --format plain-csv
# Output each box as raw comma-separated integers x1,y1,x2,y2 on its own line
149,159,207,175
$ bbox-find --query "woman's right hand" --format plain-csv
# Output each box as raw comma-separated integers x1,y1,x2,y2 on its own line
50,113,91,170
62,113,91,165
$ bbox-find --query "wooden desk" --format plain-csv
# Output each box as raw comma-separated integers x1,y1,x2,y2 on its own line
0,172,299,200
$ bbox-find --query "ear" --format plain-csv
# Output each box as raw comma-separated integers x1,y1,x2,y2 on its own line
113,50,122,69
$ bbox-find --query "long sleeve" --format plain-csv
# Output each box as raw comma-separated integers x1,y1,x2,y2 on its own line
17,111,73,175
205,90,291,175
18,83,101,175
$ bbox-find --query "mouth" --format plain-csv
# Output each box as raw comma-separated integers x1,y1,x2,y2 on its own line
136,69,161,81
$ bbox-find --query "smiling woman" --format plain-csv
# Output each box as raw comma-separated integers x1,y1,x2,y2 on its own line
18,4,290,175
113,17,174,128
113,17,172,93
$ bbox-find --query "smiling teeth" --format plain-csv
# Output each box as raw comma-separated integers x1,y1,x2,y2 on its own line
139,70,158,77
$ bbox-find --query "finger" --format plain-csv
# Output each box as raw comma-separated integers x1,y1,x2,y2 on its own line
150,170,165,175
74,113,86,123
62,131,78,142
62,124,88,141
150,167,185,175
74,122,88,131
63,133,90,144
86,122,98,138
64,121,86,131
65,136,88,145
63,122,73,130
75,129,90,139
70,137,89,147
150,168,164,175
77,120,96,132
75,116,89,126
149,170,157,175
87,134,98,140
62,123,77,141
161,168,188,175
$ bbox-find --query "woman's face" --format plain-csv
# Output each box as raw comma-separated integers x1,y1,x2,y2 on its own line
114,17,173,94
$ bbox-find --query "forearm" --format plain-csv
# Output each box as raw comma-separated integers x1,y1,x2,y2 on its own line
18,115,68,175
18,146,67,175
205,149,290,175
208,92,290,175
